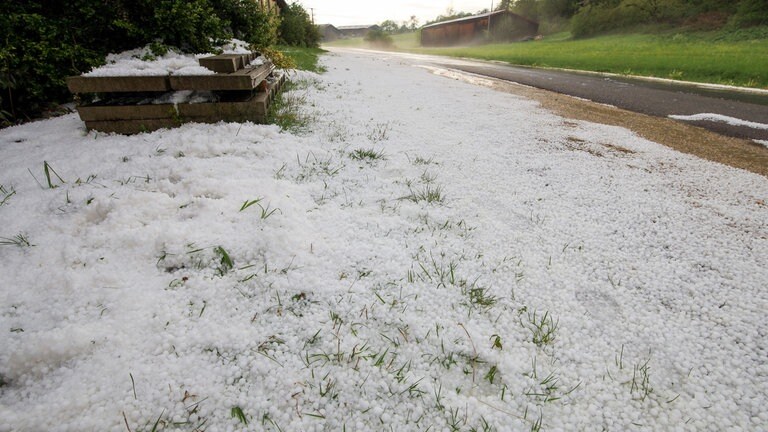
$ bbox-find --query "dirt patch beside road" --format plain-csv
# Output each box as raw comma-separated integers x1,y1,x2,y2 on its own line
531,89,768,177
432,67,768,177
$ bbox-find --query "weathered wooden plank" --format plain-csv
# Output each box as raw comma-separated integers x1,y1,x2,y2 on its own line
198,55,238,73
81,95,267,132
198,54,251,73
170,63,274,91
77,104,177,122
85,119,182,135
85,113,269,134
80,71,286,134
67,76,171,93
259,73,285,102
77,82,281,123
179,96,267,118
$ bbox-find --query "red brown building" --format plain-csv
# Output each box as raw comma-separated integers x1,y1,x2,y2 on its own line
421,10,538,47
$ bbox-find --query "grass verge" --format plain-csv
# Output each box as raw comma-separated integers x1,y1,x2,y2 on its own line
276,46,327,73
267,81,311,133
267,47,325,131
324,28,768,89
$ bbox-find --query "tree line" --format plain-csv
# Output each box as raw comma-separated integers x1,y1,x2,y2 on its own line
382,0,766,35
0,0,319,127
504,0,768,36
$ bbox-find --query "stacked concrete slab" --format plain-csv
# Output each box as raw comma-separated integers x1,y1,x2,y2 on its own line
67,52,285,134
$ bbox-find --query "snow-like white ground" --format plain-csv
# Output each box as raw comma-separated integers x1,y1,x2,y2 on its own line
668,113,768,131
84,40,253,77
1,50,767,431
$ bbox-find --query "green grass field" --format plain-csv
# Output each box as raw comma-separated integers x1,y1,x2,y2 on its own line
324,30,768,89
277,46,327,72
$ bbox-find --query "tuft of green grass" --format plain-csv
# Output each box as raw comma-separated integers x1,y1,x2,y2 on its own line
134,410,165,432
526,309,559,347
28,161,66,189
630,356,654,401
214,246,234,276
239,198,262,212
267,81,316,133
261,413,284,431
469,416,493,432
0,184,15,206
420,170,437,184
43,161,65,189
367,122,391,142
240,197,281,219
409,252,458,288
530,410,544,432
0,233,33,247
484,365,498,384
256,202,281,220
230,406,248,425
447,406,465,431
274,163,287,179
402,184,445,204
267,46,326,133
295,151,344,182
349,148,386,162
129,373,137,400
490,334,503,350
411,155,435,165
75,174,97,186
615,344,625,370
527,370,561,403
466,287,498,309
319,378,336,398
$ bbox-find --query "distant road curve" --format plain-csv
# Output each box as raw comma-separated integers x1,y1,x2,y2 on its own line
330,48,768,143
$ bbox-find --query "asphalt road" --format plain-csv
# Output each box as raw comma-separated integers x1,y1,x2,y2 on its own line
339,49,768,142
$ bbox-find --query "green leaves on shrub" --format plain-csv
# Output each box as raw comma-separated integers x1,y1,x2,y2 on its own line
0,0,281,125
364,29,394,48
279,3,321,47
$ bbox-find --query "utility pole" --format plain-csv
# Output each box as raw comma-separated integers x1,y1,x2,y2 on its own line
488,0,493,34
310,8,315,24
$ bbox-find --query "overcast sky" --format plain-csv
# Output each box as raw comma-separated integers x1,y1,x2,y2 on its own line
296,1,496,27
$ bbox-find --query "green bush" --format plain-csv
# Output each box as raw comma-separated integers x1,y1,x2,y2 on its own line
279,3,321,47
571,0,691,37
0,2,112,124
687,0,742,14
151,0,228,52
537,0,580,20
364,29,394,48
571,2,636,38
212,0,279,47
730,0,768,27
0,0,280,126
512,0,540,21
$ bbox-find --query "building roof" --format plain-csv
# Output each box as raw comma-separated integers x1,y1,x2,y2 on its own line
337,25,379,30
318,24,342,34
422,10,537,30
